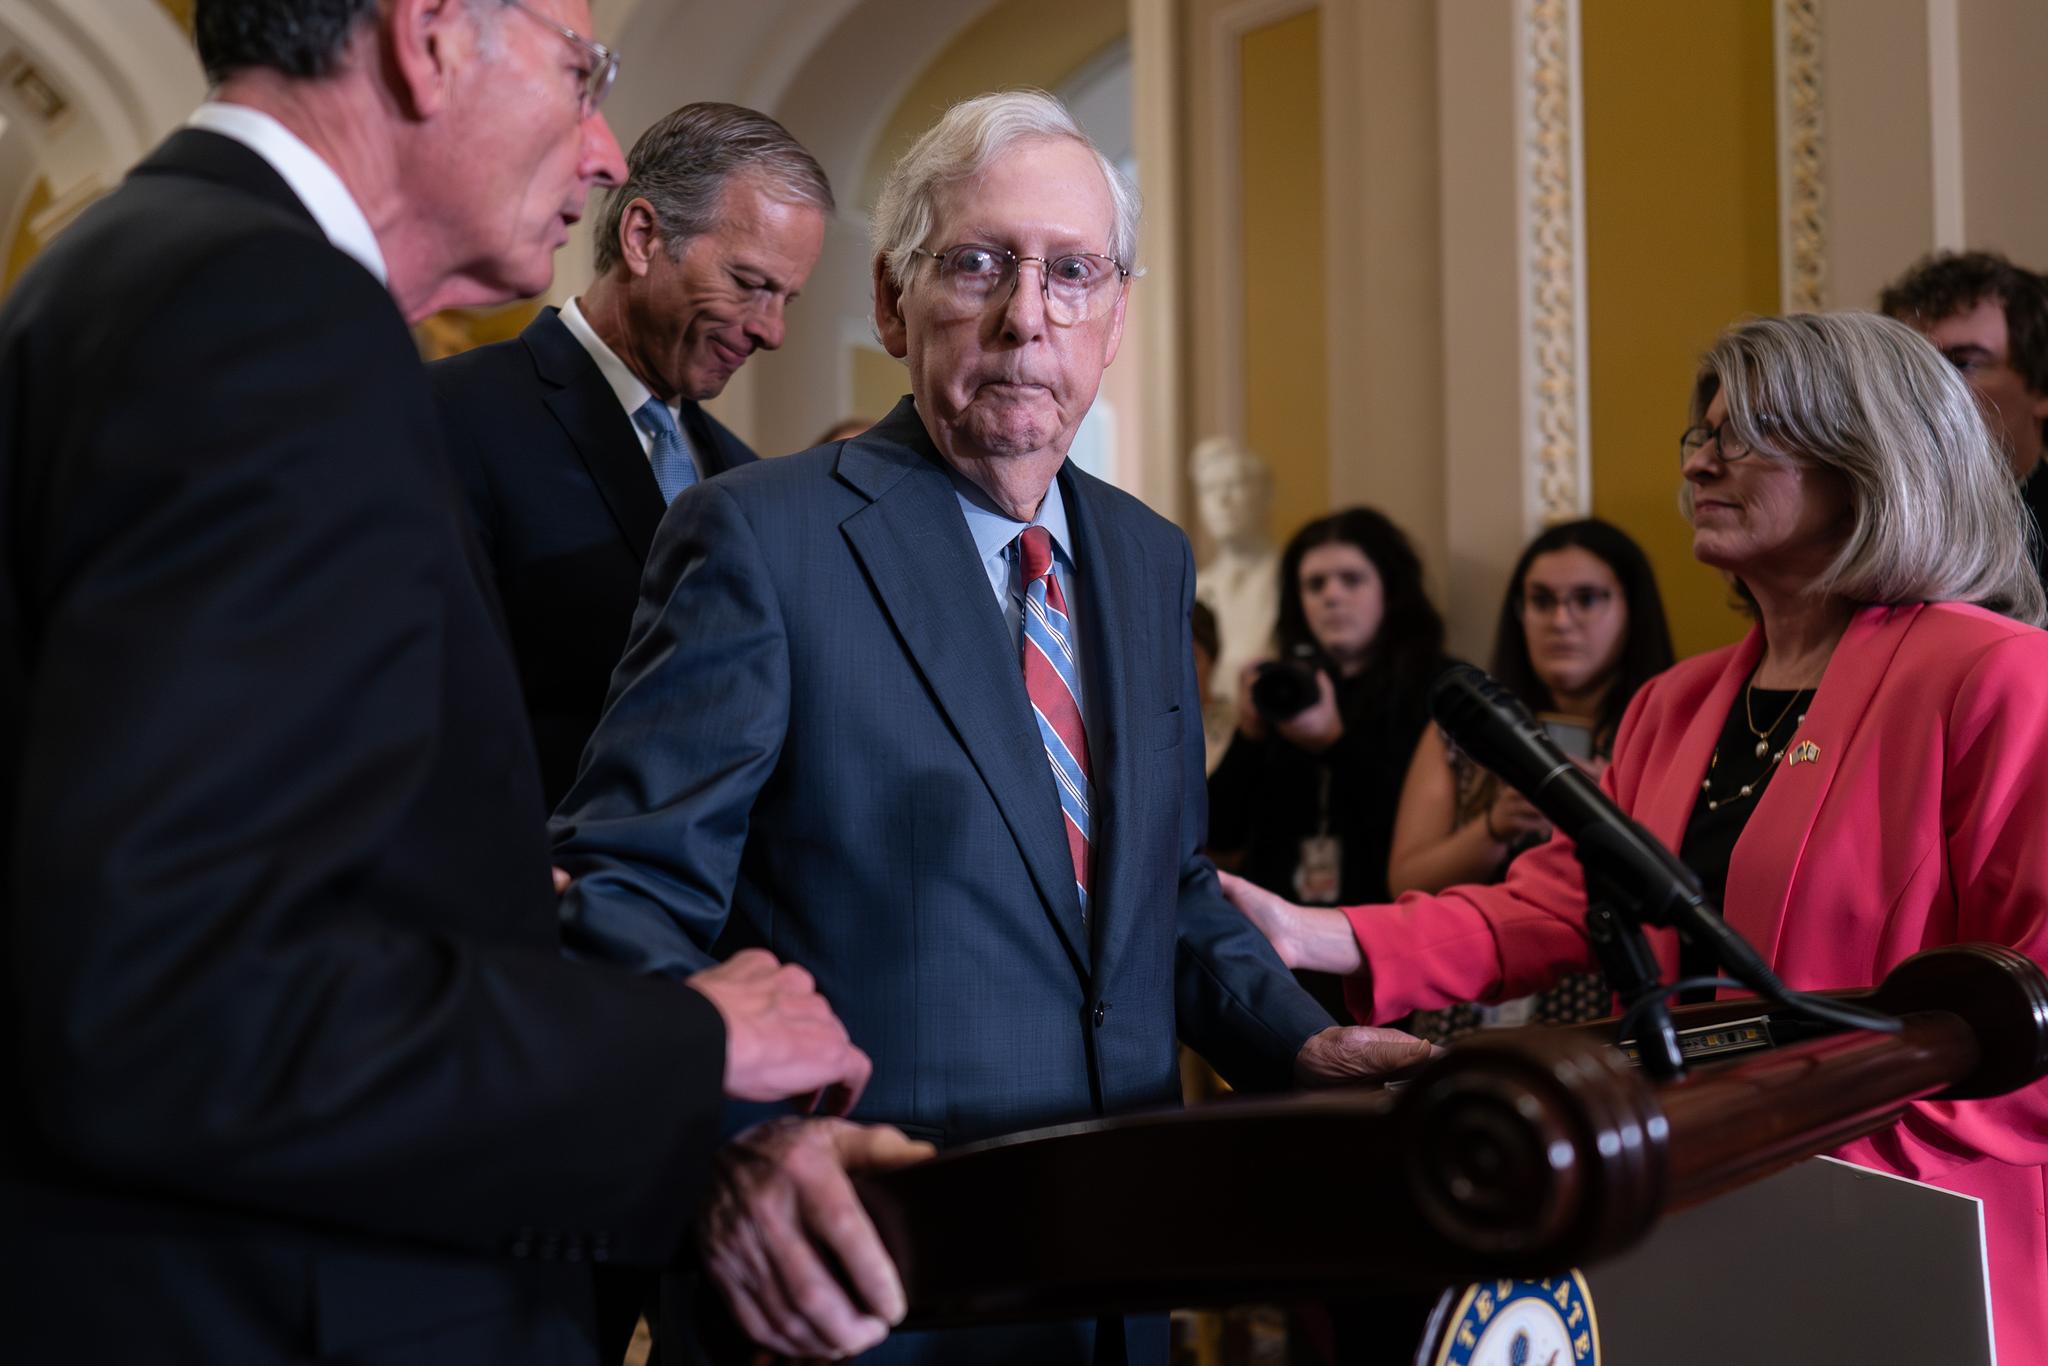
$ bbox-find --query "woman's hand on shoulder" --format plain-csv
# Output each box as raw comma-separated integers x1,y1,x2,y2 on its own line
1217,869,1300,965
1216,869,1365,975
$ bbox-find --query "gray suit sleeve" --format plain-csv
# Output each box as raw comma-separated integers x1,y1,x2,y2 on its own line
551,480,790,976
1169,537,1336,1087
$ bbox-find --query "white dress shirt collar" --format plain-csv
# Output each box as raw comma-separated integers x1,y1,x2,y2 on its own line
558,298,693,468
185,102,386,285
950,467,1088,722
557,297,661,418
952,468,1075,581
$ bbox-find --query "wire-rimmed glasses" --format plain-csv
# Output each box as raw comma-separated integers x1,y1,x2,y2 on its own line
505,0,619,115
909,242,1129,326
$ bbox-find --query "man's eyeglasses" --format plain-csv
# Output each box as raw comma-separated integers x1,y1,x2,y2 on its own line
910,243,1130,326
504,0,618,115
1519,586,1615,620
1678,416,1775,465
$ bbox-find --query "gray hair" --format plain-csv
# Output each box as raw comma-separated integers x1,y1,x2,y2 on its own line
593,103,833,275
1686,311,2045,626
871,89,1139,289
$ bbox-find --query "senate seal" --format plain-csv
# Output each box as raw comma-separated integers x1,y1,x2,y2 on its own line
1429,1272,1599,1366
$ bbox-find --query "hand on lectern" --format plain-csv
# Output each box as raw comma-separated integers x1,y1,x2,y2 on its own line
689,949,873,1113
702,1117,936,1358
1294,1024,1437,1084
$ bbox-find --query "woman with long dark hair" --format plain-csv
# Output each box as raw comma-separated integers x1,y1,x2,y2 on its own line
1389,519,1673,1037
1388,519,1673,895
1207,508,1449,975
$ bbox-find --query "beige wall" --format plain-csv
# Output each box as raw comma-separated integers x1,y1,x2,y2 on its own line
1182,1,1504,654
1178,2,1450,555
1957,0,2048,267
1434,1,1530,663
1323,0,1446,622
1822,0,1945,309
1823,0,2048,311
1178,0,1256,534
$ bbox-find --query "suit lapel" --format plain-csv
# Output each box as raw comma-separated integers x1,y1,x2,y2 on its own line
1061,465,1149,986
521,310,665,561
1724,604,1914,967
836,401,1091,974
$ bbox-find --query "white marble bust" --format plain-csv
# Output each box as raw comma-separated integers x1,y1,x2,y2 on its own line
1190,436,1280,764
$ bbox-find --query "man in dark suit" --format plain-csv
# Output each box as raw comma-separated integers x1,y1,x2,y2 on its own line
552,90,1433,1364
431,103,829,806
0,2,912,1362
1881,251,2048,589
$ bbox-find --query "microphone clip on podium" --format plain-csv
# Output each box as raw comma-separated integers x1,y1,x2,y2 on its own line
1578,844,1685,1079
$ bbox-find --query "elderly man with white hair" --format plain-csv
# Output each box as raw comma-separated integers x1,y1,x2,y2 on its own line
553,90,1430,1362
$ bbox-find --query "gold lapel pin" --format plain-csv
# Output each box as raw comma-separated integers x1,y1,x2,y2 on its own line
1787,740,1821,767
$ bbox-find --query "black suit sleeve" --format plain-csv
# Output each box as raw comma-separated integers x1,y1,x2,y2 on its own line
12,231,723,1266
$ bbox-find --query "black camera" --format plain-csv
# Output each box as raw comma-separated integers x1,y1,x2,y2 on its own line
1250,646,1328,723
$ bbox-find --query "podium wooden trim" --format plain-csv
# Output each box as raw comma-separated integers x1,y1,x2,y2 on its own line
852,944,2047,1330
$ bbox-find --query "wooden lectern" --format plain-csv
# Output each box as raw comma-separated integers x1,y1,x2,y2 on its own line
852,943,2047,1363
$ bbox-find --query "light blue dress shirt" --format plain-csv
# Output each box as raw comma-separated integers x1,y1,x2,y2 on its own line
950,470,1091,733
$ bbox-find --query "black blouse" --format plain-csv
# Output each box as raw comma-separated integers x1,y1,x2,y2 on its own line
1674,681,1813,992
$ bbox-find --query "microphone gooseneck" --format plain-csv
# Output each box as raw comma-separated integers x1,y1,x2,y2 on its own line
1425,663,1898,1050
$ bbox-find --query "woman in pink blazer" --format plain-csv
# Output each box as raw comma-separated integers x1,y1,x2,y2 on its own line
1224,312,2048,1364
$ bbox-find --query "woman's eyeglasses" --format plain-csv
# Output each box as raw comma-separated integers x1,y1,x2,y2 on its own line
1519,586,1615,620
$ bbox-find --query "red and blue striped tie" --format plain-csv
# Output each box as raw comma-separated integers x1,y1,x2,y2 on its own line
1017,526,1093,918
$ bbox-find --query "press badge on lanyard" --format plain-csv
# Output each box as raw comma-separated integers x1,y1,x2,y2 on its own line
1293,769,1342,903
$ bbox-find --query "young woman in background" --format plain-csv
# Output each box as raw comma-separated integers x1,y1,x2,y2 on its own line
1388,520,1674,1038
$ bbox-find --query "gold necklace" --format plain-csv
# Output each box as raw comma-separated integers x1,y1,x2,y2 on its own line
1742,681,1807,759
1702,686,1813,812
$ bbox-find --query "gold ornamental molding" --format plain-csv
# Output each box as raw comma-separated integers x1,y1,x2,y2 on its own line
1776,0,1827,311
1519,0,1590,526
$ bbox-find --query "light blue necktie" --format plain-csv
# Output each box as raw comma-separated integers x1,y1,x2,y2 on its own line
634,397,698,505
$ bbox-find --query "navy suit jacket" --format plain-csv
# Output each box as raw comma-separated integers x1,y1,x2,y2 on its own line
555,398,1332,1131
0,131,728,1365
429,309,756,806
554,400,1332,1361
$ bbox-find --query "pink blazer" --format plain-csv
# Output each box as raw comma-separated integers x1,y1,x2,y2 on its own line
1345,602,2048,1364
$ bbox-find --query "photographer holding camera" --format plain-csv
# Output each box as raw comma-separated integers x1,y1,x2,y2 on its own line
1207,508,1450,1015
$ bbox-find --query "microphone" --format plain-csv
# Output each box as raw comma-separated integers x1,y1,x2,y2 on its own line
1426,663,1900,1044
1426,663,1786,995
